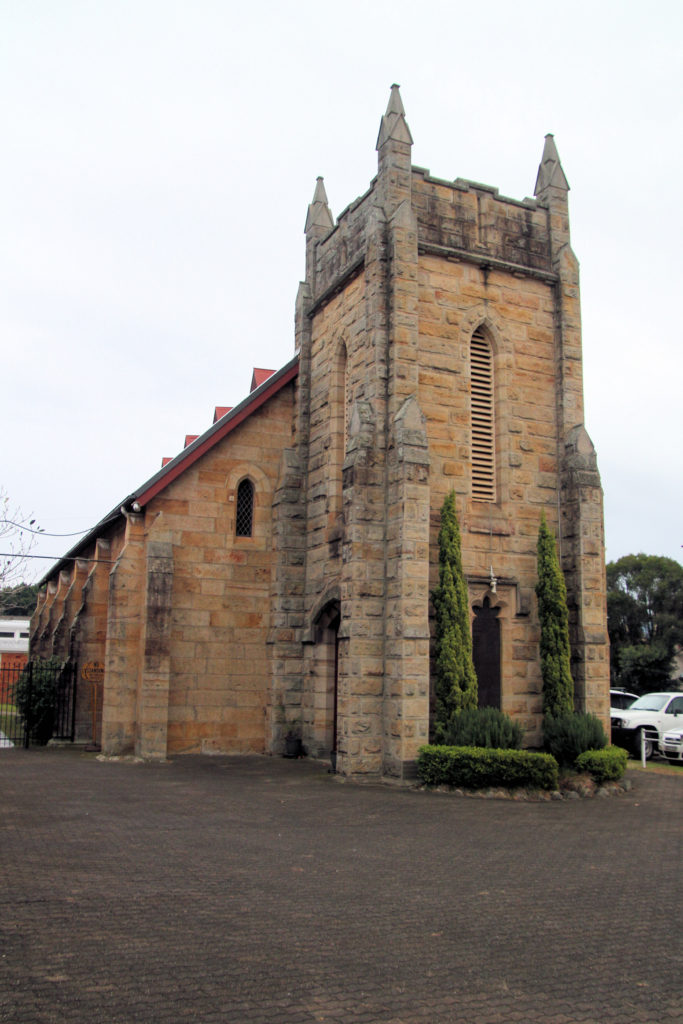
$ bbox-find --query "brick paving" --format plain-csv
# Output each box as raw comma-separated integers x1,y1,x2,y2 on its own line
0,749,681,1024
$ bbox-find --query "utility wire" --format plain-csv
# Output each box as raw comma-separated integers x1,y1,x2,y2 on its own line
0,553,114,564
0,519,90,538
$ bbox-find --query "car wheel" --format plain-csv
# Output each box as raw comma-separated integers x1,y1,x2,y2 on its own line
633,728,654,760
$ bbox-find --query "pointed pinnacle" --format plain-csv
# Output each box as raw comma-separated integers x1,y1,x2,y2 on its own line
305,176,334,234
534,133,569,196
386,83,405,117
376,83,413,150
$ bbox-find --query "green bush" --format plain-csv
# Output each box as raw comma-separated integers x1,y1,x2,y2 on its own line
14,658,63,745
536,512,574,717
417,744,559,792
575,746,628,783
437,707,524,750
543,712,608,767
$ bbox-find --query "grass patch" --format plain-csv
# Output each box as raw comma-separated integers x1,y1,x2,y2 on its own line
626,757,683,775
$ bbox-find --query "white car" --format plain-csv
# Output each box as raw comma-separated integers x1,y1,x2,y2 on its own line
611,692,683,760
0,730,15,749
660,728,683,764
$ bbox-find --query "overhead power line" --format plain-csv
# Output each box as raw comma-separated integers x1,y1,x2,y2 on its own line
0,519,90,538
0,553,114,564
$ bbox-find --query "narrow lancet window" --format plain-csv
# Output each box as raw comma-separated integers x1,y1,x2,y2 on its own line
470,330,495,501
235,479,254,537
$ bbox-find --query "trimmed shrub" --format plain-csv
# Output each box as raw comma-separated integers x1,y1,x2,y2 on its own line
536,513,574,717
433,491,477,738
417,744,559,792
543,712,608,767
437,707,524,750
575,746,628,783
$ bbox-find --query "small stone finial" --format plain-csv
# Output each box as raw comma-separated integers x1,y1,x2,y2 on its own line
376,83,413,150
304,176,334,234
534,134,569,196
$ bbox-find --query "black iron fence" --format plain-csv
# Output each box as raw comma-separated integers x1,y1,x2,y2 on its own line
0,660,77,749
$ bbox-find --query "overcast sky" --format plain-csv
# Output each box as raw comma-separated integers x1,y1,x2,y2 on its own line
2,0,681,583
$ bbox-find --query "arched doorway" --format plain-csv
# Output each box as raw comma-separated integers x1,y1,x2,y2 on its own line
473,596,501,709
311,601,340,759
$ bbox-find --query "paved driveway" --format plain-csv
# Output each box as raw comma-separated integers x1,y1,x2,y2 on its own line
0,749,680,1023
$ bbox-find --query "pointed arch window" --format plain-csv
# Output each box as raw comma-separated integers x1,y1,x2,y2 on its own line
470,329,495,502
235,478,254,537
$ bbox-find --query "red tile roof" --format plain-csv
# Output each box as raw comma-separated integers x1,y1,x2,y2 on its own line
250,368,275,392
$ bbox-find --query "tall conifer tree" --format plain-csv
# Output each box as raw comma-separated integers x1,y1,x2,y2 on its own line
536,512,574,716
433,491,477,739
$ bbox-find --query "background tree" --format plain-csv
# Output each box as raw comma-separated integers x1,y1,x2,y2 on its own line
432,491,477,739
0,488,41,592
0,582,40,617
536,512,574,717
607,554,683,693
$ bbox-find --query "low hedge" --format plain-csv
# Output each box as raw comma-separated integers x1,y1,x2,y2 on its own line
417,744,559,792
575,745,628,783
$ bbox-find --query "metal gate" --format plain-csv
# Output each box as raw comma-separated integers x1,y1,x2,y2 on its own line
0,660,77,749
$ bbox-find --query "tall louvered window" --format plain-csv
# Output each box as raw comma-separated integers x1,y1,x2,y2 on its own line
235,478,254,537
329,342,347,527
470,330,495,501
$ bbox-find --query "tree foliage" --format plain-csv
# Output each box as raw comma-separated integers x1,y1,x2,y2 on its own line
0,582,40,617
536,512,574,716
607,553,683,693
432,491,477,739
15,657,63,745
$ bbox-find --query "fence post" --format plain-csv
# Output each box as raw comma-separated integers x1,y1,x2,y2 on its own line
23,662,32,749
69,663,78,742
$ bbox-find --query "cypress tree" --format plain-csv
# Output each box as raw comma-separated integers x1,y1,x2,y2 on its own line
433,491,477,739
536,512,574,716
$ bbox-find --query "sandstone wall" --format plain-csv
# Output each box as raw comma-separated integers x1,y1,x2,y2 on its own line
147,382,295,755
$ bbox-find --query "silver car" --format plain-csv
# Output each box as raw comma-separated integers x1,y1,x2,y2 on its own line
660,728,683,764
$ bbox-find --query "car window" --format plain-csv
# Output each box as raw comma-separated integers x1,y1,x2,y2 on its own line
628,694,669,712
667,697,683,714
611,693,636,709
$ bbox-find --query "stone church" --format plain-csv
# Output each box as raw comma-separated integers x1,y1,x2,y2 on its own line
32,86,609,779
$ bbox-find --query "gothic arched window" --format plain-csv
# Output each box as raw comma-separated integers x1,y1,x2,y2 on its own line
470,329,495,502
235,478,254,537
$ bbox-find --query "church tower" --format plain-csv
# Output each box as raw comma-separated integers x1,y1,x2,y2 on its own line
271,87,609,779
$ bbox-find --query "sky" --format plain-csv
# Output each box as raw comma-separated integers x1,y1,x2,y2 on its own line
2,0,682,583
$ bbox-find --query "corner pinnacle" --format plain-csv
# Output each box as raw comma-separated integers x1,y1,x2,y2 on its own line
305,176,334,234
376,83,413,150
534,134,569,196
